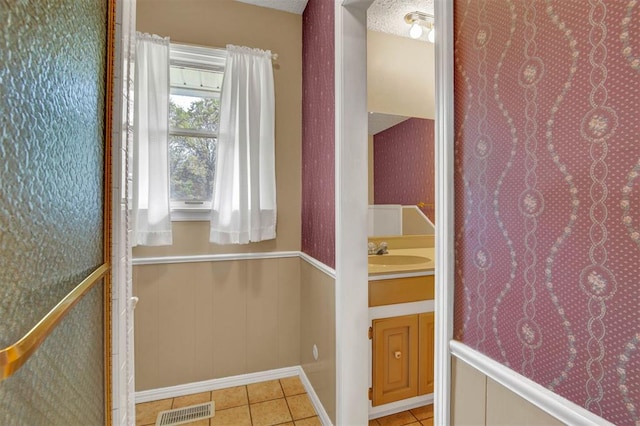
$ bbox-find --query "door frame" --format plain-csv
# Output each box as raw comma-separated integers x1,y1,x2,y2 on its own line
111,0,137,423
334,0,455,424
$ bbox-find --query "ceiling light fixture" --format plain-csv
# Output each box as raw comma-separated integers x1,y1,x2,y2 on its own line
404,11,435,43
409,22,423,39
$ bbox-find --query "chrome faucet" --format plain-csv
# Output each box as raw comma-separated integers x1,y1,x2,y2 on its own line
368,241,388,255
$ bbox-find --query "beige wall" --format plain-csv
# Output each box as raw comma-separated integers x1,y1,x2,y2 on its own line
367,30,435,119
451,357,564,426
134,255,337,421
133,0,304,392
300,261,336,424
135,0,302,257
132,5,336,421
402,207,434,235
133,257,300,390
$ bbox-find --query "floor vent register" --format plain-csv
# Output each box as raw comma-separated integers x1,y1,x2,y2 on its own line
155,401,215,426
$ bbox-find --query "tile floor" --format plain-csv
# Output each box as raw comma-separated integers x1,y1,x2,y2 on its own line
135,376,321,426
135,375,434,426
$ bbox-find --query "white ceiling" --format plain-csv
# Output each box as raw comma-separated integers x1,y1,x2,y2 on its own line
235,0,434,132
235,0,308,15
367,0,434,39
235,0,434,40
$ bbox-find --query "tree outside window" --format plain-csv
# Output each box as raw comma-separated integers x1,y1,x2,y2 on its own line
169,95,219,203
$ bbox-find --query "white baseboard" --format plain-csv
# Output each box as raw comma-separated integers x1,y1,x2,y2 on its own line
297,366,333,425
135,366,332,425
135,366,301,403
368,394,433,420
450,340,614,426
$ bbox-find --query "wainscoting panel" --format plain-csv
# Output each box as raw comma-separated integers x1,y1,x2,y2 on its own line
452,356,571,426
300,258,336,424
133,257,301,391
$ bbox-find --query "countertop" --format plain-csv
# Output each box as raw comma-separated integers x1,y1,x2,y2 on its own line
368,247,435,277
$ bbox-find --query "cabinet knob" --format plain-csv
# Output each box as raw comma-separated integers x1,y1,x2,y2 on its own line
394,351,402,359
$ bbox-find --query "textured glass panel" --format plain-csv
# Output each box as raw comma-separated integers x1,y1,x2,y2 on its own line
0,0,106,348
0,283,104,425
0,0,107,421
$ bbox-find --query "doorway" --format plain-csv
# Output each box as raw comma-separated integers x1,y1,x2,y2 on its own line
335,0,454,424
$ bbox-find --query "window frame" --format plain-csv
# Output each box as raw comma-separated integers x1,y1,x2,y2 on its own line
168,43,226,221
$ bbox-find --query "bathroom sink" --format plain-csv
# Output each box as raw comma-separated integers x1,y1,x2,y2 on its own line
368,255,430,266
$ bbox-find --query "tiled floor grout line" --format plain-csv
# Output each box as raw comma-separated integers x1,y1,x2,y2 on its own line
138,377,427,426
246,385,253,426
279,379,293,423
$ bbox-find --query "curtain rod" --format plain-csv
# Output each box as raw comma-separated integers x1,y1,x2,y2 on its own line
170,41,278,61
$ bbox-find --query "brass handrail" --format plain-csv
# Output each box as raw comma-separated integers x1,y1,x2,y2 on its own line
0,263,110,381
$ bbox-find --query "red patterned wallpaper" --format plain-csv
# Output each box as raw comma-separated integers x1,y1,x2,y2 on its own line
454,1,640,424
373,118,435,221
301,0,335,268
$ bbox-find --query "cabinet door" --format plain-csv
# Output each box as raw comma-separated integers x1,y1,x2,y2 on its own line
419,312,435,395
372,315,419,406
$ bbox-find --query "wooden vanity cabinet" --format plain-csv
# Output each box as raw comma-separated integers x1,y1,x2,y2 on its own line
371,312,435,406
369,274,435,406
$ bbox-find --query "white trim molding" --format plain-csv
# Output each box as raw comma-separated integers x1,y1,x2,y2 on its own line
434,1,455,425
369,394,433,420
112,0,137,423
133,250,337,278
132,251,300,266
335,1,371,424
299,252,337,279
368,301,434,321
170,208,211,222
135,366,332,425
135,366,300,403
450,341,615,426
368,270,434,281
298,366,333,425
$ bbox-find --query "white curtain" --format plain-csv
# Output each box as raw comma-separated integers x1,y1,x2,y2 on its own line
132,33,172,246
210,45,276,244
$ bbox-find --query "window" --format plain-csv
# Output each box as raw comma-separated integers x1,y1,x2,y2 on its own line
168,44,226,220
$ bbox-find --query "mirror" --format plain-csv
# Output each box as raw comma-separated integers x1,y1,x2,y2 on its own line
366,28,435,236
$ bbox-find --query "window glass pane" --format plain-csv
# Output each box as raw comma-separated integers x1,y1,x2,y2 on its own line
170,96,220,132
169,135,217,202
168,57,223,208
